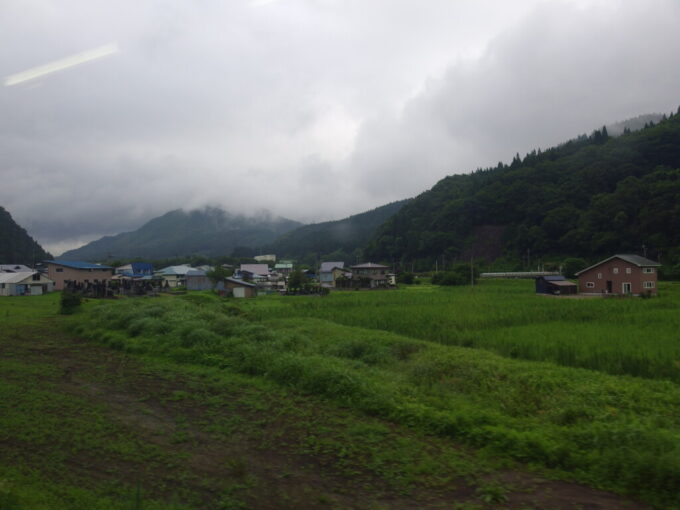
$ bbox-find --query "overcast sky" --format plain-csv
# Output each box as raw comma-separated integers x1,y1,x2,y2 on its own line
2,0,679,254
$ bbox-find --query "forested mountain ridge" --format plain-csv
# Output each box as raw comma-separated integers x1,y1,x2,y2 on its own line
364,109,680,267
0,206,51,265
61,207,302,261
267,199,410,265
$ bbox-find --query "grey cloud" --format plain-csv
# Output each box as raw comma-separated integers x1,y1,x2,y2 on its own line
343,0,680,203
1,0,679,254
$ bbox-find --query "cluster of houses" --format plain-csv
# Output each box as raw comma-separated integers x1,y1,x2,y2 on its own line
0,253,661,298
0,256,398,298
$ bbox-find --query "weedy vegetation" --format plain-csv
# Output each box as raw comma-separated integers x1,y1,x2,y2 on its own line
67,281,680,509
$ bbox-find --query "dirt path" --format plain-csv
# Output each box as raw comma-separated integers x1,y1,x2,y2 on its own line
0,321,652,510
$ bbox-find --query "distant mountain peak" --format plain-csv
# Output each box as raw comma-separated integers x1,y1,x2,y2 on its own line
60,206,302,261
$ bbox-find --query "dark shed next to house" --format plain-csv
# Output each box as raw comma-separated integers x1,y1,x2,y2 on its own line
535,275,577,295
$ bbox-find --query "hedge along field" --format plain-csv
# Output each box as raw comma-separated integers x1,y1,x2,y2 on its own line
75,293,680,509
242,280,680,383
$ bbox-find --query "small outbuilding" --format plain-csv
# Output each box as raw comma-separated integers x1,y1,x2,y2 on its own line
535,275,577,296
224,277,257,298
0,271,54,296
186,269,212,291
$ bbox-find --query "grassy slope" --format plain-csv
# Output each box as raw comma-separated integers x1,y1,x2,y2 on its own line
63,285,680,508
3,292,629,510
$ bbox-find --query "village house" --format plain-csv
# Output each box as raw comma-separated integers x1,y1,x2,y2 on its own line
535,275,578,296
236,264,270,280
223,277,257,298
156,265,196,288
575,254,660,296
111,265,162,296
0,271,54,296
274,261,294,275
45,260,114,290
336,262,391,289
319,261,349,288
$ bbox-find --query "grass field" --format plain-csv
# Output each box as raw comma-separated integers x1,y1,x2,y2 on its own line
242,280,680,383
2,283,679,509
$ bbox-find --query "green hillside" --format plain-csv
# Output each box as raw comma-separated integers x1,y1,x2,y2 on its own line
61,207,302,261
0,206,51,265
365,110,680,269
268,200,410,265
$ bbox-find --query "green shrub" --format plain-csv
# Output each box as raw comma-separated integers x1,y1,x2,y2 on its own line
59,291,82,315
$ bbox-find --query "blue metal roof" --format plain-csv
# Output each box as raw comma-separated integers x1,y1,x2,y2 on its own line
46,260,113,270
130,262,154,273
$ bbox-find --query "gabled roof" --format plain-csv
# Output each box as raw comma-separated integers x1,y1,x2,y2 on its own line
574,254,661,276
0,271,51,284
46,260,113,270
186,269,207,277
240,264,269,276
117,262,154,277
320,261,344,272
550,280,577,287
0,264,32,273
351,262,389,269
225,277,256,288
158,265,195,276
130,262,154,272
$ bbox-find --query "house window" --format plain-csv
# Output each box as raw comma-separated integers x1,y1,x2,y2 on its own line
643,267,655,274
586,282,595,288
597,273,602,279
32,273,40,281
644,281,655,289
626,267,632,274
56,268,63,273
613,267,619,274
0,283,4,289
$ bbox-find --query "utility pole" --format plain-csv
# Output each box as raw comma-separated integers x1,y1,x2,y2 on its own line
527,248,531,271
470,256,474,288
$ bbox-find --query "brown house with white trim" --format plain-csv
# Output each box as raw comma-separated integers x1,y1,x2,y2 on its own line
575,254,660,296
